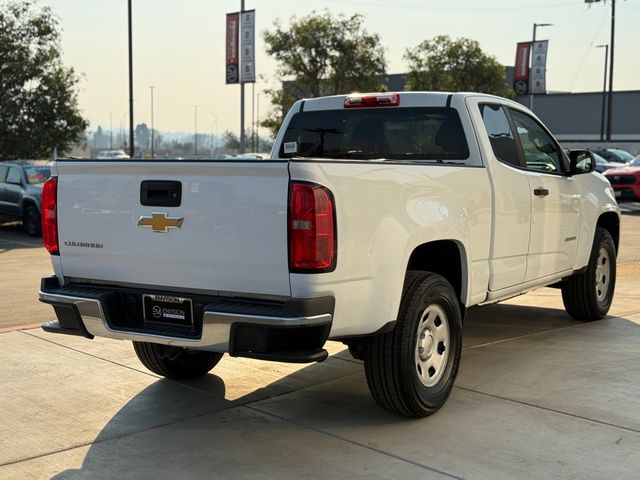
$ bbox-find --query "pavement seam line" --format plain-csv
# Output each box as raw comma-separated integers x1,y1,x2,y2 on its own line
20,331,365,401
461,322,590,350
463,312,640,351
244,404,465,480
18,331,224,399
0,405,233,469
455,386,640,434
0,373,364,469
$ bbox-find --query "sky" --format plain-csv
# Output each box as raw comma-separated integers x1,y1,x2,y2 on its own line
38,0,640,136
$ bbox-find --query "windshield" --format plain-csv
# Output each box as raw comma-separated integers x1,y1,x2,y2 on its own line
593,153,607,165
24,166,51,185
610,149,634,162
280,107,469,161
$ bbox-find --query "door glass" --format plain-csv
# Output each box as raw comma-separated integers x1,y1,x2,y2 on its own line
6,167,22,184
510,110,562,173
479,104,520,167
0,166,8,182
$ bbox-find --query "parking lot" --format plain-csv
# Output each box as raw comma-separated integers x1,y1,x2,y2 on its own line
1,213,640,479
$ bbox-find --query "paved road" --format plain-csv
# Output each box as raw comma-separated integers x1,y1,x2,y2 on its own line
1,213,639,479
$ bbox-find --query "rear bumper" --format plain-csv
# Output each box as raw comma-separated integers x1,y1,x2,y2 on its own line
39,276,334,363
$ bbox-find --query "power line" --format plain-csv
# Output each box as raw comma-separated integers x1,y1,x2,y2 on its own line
568,7,609,91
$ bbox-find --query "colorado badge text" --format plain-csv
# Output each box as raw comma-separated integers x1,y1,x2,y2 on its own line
137,212,184,233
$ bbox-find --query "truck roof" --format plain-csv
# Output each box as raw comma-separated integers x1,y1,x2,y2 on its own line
298,91,520,112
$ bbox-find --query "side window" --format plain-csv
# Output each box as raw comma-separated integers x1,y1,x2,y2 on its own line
510,109,562,173
479,104,520,167
0,166,8,182
6,167,22,184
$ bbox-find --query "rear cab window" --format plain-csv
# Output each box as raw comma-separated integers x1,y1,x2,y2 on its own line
279,107,470,163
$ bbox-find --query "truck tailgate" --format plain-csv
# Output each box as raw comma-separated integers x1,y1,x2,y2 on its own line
55,161,291,296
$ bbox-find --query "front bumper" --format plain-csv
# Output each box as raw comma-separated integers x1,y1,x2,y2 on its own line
610,185,640,202
39,276,334,363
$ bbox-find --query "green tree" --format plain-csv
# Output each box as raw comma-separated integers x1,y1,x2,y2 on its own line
404,35,512,97
222,130,240,152
262,11,387,136
135,123,150,149
0,1,87,159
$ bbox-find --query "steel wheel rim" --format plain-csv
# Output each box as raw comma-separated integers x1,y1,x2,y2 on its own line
414,304,450,388
25,209,37,234
595,247,611,302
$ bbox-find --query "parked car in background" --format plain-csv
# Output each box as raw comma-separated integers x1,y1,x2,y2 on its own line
592,148,635,164
626,155,640,168
96,149,130,160
604,164,640,202
0,161,51,236
593,153,626,174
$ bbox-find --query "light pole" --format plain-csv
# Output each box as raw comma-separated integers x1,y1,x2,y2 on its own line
586,0,616,142
121,111,129,150
256,93,260,152
529,22,552,112
239,0,246,154
203,110,218,157
194,105,199,157
607,0,615,142
127,0,134,157
109,111,113,149
595,45,608,142
149,86,155,158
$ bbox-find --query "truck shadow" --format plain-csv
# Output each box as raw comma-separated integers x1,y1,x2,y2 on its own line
49,303,613,479
0,220,42,252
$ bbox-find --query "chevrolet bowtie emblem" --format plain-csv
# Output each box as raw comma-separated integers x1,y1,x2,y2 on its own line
137,212,184,233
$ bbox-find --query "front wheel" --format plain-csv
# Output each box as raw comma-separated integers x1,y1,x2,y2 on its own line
363,272,463,417
561,227,616,321
23,205,41,236
133,342,223,380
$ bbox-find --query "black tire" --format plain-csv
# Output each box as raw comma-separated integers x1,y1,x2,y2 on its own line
133,342,223,380
562,227,616,321
363,272,463,418
23,204,41,237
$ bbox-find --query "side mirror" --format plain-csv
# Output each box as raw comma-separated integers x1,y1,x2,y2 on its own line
568,150,595,176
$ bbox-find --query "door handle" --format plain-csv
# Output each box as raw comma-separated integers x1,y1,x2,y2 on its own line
534,188,549,197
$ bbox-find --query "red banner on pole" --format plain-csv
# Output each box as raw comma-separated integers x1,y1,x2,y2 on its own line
513,42,532,95
514,42,532,81
226,12,239,84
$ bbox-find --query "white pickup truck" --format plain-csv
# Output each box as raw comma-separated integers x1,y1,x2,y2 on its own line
39,92,620,417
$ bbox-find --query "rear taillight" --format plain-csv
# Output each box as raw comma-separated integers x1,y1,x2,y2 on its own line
289,182,336,272
344,93,400,108
42,177,59,255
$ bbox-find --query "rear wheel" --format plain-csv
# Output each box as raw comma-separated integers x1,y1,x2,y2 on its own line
363,272,463,417
133,342,223,379
561,227,616,320
23,204,41,236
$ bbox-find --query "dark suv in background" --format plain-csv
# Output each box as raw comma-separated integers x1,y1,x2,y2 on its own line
591,148,635,164
0,161,51,236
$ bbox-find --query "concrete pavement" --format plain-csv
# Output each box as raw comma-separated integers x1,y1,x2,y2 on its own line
0,221,52,331
1,215,640,479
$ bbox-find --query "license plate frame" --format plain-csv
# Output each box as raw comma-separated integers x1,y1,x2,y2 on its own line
143,294,193,326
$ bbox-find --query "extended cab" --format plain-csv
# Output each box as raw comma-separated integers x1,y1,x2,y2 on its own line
39,92,620,417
